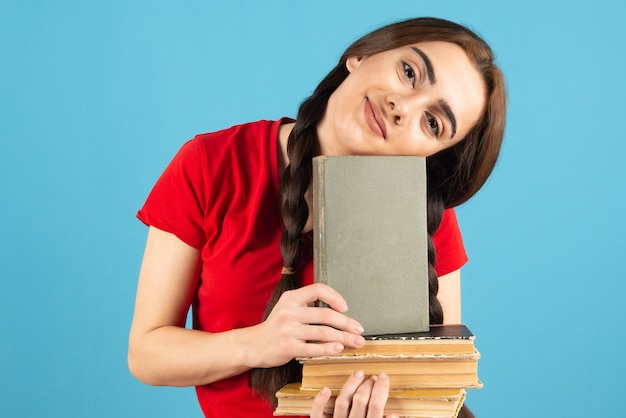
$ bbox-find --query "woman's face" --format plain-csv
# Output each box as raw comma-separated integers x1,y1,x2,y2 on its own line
317,41,487,157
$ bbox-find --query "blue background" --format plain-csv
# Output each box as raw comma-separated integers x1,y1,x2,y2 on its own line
1,1,624,416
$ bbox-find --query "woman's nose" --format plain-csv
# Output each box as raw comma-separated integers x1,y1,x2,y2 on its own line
387,93,424,125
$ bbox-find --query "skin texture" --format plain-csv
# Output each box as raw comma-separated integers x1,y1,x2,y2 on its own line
129,40,480,417
317,41,486,159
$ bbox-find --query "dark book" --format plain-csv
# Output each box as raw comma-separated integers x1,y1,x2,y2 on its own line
340,324,476,356
312,156,429,336
366,324,475,340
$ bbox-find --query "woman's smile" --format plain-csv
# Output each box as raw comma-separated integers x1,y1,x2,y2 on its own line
364,98,387,139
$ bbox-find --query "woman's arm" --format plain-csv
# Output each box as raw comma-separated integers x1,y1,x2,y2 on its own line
437,269,462,324
128,226,366,387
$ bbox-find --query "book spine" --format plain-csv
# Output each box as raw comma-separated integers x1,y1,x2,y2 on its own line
313,156,328,286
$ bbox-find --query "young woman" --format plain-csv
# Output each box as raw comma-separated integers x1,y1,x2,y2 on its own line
128,17,506,418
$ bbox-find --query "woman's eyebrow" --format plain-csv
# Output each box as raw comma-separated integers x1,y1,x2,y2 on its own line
411,47,457,139
440,100,457,139
411,47,435,84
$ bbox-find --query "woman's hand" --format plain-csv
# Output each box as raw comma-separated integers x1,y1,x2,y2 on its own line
131,227,365,386
249,283,366,368
310,371,399,418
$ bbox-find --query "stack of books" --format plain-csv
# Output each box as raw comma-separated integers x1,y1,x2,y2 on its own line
274,324,481,417
274,157,482,416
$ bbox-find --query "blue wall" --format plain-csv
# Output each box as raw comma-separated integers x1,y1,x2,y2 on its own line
2,1,624,416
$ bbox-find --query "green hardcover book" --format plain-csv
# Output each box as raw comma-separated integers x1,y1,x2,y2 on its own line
312,156,429,336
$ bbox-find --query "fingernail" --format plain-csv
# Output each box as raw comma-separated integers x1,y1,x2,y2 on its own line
353,370,364,378
354,335,365,346
354,322,364,333
334,343,344,352
379,373,388,381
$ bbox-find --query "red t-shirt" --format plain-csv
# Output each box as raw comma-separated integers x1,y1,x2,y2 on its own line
137,119,468,417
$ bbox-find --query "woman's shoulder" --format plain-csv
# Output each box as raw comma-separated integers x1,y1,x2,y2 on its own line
433,208,468,276
435,208,462,243
192,119,284,148
185,119,289,192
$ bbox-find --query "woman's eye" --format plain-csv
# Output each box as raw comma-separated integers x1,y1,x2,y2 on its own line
426,113,440,136
403,62,416,86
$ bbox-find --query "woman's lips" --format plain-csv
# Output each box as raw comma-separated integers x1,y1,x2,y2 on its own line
364,98,387,139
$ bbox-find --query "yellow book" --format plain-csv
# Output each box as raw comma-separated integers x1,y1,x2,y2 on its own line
275,382,466,417
299,351,481,391
297,325,481,391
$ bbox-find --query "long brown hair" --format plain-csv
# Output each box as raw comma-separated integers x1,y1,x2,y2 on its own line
251,17,506,413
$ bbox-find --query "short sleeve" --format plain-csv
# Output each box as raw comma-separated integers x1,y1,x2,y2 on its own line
432,208,468,276
137,138,207,249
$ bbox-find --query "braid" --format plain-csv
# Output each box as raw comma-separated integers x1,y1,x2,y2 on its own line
425,149,451,325
427,155,478,417
426,193,445,325
250,67,346,406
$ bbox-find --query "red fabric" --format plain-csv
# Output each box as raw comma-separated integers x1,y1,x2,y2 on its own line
137,119,468,417
433,208,468,276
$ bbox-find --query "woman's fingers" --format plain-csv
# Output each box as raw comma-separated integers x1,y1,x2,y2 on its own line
299,305,364,335
286,283,349,313
258,283,365,366
364,373,390,417
310,372,392,418
282,285,364,338
287,324,364,358
311,387,333,418
292,308,363,346
276,285,366,352
333,370,367,416
347,375,375,418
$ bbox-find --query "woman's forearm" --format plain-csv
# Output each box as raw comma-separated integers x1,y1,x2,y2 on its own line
128,324,260,387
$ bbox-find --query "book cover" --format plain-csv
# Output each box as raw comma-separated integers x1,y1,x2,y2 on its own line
302,324,476,358
312,156,429,336
366,324,475,340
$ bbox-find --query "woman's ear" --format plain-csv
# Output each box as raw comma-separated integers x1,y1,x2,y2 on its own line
346,56,364,73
